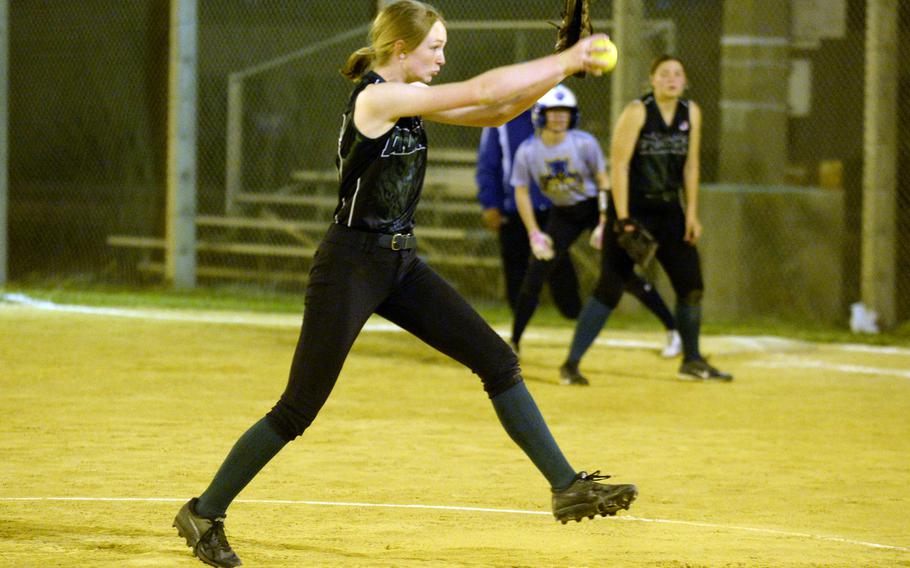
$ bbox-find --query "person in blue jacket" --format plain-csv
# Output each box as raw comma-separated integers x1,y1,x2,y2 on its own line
476,110,581,320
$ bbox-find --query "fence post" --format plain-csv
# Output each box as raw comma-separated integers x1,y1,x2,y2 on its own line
224,75,243,216
862,0,898,327
0,0,7,286
718,0,790,184
611,0,645,131
167,0,198,289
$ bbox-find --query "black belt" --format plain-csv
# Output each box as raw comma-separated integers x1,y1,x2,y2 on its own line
377,233,417,250
327,224,418,251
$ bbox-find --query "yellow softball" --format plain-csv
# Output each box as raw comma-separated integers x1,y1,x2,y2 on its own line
592,38,618,72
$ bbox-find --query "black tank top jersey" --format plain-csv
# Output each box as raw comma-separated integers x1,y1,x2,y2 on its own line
334,71,428,234
628,93,690,211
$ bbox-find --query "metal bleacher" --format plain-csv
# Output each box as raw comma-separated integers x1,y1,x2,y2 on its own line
107,147,502,288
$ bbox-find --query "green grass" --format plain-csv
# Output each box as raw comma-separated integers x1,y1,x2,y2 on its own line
3,281,909,347
2,282,307,314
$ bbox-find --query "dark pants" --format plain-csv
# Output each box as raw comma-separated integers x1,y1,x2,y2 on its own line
498,209,581,318
266,224,522,441
594,204,703,308
511,199,599,344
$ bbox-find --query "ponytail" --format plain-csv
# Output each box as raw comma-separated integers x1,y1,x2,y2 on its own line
340,46,375,82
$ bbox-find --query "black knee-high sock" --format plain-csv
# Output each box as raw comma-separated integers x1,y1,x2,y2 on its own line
625,277,676,330
566,297,612,364
195,417,289,519
676,303,702,361
491,382,576,490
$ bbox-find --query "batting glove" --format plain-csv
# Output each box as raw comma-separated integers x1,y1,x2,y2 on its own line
589,222,605,250
530,230,555,260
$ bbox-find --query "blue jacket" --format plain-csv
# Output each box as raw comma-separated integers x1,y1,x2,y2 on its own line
475,110,553,215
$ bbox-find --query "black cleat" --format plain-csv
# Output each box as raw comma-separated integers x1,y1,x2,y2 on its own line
552,470,637,523
173,498,242,567
559,361,589,386
678,358,733,382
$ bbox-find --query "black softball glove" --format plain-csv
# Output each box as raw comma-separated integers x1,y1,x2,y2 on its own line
554,0,593,77
614,218,658,268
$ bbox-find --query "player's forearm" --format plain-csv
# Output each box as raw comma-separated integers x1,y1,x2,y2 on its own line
596,171,611,192
611,165,630,219
514,187,540,235
683,161,700,216
458,91,548,128
491,89,553,125
473,55,568,111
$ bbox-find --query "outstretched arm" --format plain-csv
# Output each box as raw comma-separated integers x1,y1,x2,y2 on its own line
357,35,611,132
424,88,545,128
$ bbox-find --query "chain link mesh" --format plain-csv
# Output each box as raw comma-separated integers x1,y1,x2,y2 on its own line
6,0,909,327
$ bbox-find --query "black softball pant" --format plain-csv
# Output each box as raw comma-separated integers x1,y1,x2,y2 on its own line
516,198,600,308
593,204,703,308
266,224,522,441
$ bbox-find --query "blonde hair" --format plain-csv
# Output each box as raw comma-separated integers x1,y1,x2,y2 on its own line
340,1,445,82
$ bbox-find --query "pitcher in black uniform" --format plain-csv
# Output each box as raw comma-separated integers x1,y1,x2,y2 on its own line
172,3,635,566
559,55,733,385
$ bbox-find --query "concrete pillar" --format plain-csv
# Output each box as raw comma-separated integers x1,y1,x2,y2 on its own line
861,0,899,327
167,0,197,289
0,0,7,285
718,0,790,184
610,0,646,130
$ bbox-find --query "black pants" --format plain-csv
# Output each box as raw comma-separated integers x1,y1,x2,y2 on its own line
594,204,703,307
498,210,580,318
509,199,599,344
266,224,522,441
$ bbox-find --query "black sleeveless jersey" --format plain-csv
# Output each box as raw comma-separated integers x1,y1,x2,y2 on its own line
628,93,690,211
333,71,428,234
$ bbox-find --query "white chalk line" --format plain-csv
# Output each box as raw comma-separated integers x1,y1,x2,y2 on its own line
5,293,910,355
0,496,906,553
750,358,910,380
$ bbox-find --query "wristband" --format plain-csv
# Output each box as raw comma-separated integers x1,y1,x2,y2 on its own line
598,190,608,213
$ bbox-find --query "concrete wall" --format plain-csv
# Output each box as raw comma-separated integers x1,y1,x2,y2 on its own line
625,184,846,325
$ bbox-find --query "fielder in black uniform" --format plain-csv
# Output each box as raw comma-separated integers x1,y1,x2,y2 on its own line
509,84,680,368
560,55,733,384
172,3,635,566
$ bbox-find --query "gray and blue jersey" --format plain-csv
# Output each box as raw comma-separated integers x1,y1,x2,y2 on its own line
510,130,605,207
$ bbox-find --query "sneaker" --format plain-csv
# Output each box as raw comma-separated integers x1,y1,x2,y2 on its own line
660,330,682,358
173,498,243,567
552,470,637,523
559,361,589,386
678,358,733,382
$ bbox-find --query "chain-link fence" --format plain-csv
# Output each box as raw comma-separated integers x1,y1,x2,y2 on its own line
6,0,910,327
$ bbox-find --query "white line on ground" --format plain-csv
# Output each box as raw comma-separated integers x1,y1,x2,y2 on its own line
838,343,910,356
750,359,910,380
6,293,909,358
0,496,906,553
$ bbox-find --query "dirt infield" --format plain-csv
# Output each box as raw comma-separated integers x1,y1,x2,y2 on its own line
1,301,908,567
